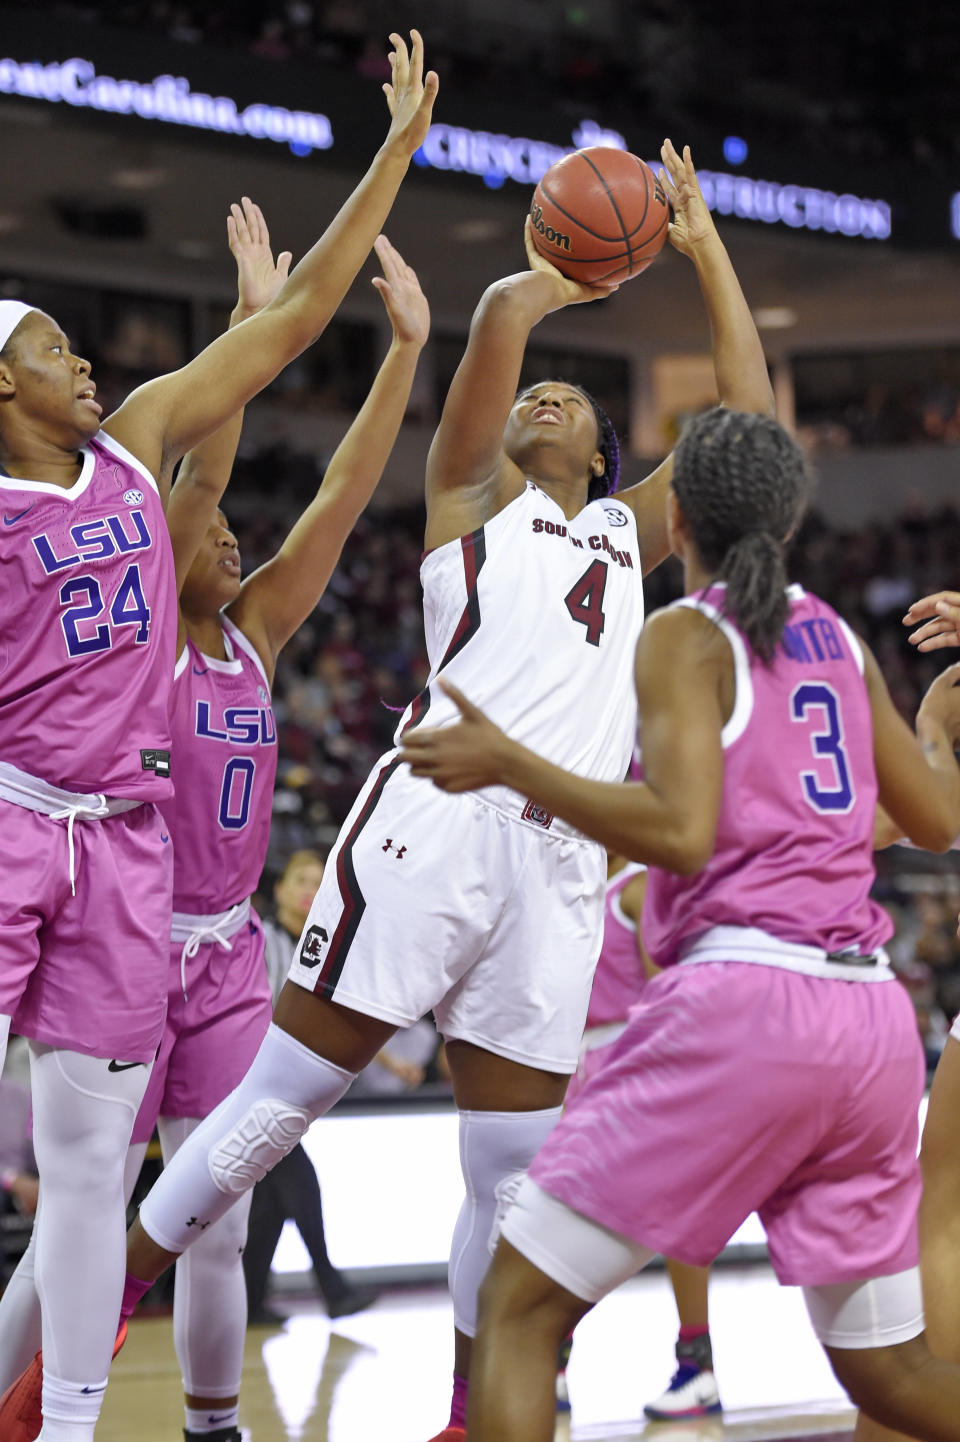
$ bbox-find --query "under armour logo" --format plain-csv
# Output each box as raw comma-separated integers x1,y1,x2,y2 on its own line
382,839,407,858
185,1216,211,1231
298,924,328,969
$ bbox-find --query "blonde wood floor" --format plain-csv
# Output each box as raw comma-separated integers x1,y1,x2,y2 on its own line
95,1262,854,1442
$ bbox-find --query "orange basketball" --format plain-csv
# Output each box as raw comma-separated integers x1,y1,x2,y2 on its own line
530,146,670,284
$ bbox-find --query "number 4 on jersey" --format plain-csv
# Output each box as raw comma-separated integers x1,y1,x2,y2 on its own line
564,560,608,646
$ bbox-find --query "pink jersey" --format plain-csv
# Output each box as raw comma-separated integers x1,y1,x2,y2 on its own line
643,584,892,967
161,616,277,912
585,863,647,1027
0,431,176,798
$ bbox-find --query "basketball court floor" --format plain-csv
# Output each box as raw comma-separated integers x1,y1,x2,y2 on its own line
96,1260,855,1442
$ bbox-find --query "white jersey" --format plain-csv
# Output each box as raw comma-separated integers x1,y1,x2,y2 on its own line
395,483,645,806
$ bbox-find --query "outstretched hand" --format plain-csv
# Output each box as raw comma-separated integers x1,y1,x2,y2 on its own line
903,591,960,652
522,215,619,308
658,139,716,258
371,234,430,348
227,197,293,314
399,678,512,792
383,29,439,158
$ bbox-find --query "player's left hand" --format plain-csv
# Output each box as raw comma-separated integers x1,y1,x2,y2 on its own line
399,678,511,791
371,234,430,348
228,197,293,315
659,139,716,257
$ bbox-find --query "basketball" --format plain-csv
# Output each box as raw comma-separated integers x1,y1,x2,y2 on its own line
529,146,670,285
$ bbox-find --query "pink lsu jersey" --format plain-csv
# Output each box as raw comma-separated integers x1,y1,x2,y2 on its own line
161,616,277,913
642,583,893,967
0,431,177,798
585,863,647,1028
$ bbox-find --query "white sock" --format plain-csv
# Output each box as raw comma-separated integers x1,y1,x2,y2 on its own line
38,1369,107,1442
184,1402,239,1434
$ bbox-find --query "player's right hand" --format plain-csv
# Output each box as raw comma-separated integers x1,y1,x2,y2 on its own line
904,590,960,652
227,197,293,316
382,30,439,158
522,216,619,307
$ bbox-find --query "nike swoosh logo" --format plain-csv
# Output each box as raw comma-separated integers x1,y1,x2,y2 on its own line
3,506,34,525
207,1416,235,1426
108,1060,143,1072
81,1385,107,1395
192,665,208,676
159,833,170,843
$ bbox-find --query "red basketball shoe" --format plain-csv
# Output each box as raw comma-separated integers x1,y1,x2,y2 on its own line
0,1321,127,1442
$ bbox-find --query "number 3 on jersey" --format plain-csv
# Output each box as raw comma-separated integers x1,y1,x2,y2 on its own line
564,560,608,647
790,682,855,813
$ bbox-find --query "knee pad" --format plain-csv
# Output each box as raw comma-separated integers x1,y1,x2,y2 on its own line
208,1099,311,1196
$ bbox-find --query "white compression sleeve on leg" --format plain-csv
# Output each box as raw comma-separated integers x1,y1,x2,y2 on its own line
449,1106,562,1338
0,1013,10,1074
0,1224,42,1388
0,1135,148,1388
160,1116,252,1399
139,1025,353,1256
29,1045,149,1403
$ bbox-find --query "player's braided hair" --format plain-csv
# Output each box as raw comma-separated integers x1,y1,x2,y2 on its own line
574,384,621,500
672,408,810,663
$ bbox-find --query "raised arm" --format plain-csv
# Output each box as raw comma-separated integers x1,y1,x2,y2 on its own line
102,32,437,491
226,235,430,682
424,219,615,549
165,198,292,602
865,646,960,850
399,605,727,870
619,140,775,575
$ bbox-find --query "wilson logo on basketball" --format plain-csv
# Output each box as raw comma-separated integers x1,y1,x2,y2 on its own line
529,201,571,253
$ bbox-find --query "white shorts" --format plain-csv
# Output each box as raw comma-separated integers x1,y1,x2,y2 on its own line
287,755,606,1072
503,1179,925,1349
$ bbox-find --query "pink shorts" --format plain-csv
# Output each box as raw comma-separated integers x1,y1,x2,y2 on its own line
131,910,272,1143
531,961,924,1287
1,800,172,1062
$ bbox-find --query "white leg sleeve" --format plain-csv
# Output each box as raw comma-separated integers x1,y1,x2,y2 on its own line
0,1224,42,1388
160,1117,251,1400
804,1269,925,1348
0,1013,10,1074
139,1025,353,1256
29,1045,149,1393
123,1140,148,1208
449,1107,562,1338
0,1135,149,1389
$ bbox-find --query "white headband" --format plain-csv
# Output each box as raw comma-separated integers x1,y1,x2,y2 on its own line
0,301,35,352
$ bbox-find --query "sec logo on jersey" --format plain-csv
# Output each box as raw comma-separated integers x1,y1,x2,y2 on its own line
123,489,145,506
603,506,628,527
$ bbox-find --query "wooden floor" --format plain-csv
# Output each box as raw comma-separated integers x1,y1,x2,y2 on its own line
96,1261,855,1442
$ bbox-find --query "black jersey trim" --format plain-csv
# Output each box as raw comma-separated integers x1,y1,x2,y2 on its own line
399,526,487,738
315,755,403,996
